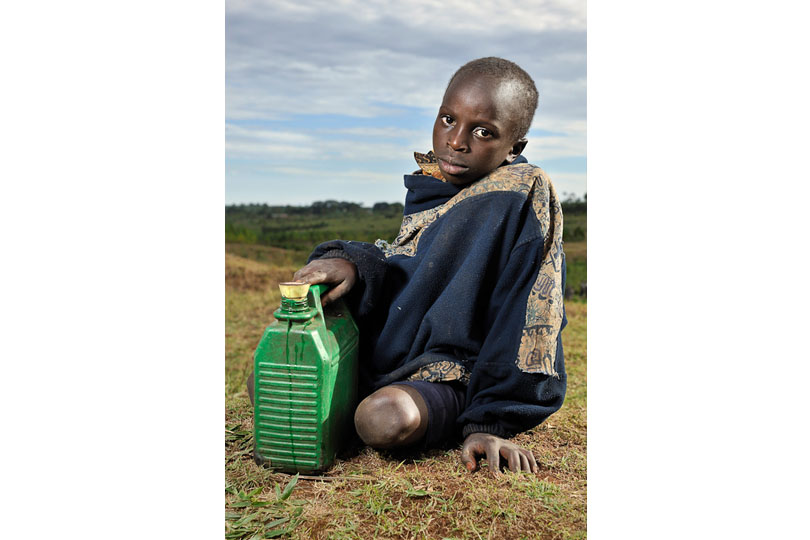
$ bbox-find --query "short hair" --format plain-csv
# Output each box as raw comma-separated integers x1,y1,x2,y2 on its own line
446,57,539,141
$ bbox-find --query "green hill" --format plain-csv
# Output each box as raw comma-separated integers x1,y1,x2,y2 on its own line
225,197,586,297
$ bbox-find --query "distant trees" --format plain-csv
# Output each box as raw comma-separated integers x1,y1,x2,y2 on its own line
225,201,405,219
372,202,391,213
559,193,586,242
225,222,258,244
225,198,585,297
564,226,586,242
372,202,404,217
560,192,586,215
225,198,584,247
225,201,406,250
311,200,364,214
226,196,577,218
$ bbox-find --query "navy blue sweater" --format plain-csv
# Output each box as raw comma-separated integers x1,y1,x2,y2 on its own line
310,157,567,439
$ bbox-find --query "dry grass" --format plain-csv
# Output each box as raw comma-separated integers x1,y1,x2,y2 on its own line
225,244,587,539
562,240,587,260
224,248,298,396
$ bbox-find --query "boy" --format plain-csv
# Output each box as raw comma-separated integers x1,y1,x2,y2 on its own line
292,57,566,474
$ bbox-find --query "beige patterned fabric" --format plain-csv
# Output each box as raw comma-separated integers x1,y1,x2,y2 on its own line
375,160,565,378
413,150,446,181
518,175,564,377
406,361,471,384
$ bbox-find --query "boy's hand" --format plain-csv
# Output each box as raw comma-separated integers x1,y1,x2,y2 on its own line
460,433,538,474
293,258,358,306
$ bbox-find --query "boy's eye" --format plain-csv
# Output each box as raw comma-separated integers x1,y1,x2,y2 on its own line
473,127,492,138
441,115,454,126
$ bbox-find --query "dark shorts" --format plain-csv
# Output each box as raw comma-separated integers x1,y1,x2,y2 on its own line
390,380,467,448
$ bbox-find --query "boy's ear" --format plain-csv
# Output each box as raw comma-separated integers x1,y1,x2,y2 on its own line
505,138,528,164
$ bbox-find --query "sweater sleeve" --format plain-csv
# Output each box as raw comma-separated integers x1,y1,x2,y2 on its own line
457,237,568,439
308,240,388,320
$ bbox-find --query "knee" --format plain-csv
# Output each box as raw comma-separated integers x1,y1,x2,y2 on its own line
354,387,422,449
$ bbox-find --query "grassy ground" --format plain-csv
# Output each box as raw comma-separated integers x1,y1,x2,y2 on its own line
225,242,587,539
563,240,587,297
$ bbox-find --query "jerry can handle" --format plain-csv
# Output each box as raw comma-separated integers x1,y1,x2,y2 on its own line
308,283,329,319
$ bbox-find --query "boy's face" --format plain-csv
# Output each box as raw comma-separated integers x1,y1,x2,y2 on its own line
432,74,527,185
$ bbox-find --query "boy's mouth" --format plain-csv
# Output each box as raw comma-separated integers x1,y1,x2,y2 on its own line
437,158,469,176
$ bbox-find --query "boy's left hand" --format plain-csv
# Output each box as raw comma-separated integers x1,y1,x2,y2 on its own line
293,258,358,306
460,432,538,474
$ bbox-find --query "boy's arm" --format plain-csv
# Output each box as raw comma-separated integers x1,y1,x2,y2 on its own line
302,240,389,319
457,232,567,455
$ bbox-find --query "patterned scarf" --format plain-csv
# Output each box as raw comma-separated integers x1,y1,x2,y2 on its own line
413,150,446,181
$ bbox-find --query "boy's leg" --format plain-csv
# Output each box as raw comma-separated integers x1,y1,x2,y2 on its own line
354,384,428,448
354,381,466,449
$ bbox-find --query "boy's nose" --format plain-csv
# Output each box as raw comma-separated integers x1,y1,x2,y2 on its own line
447,128,469,152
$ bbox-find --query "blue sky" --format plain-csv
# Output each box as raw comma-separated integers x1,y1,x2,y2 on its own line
226,0,586,206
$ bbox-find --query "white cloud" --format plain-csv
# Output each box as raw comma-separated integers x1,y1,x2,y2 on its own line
226,0,586,202
228,0,585,32
226,121,429,163
543,172,587,197
225,123,320,158
272,166,395,185
225,123,312,143
316,126,423,139
226,0,585,120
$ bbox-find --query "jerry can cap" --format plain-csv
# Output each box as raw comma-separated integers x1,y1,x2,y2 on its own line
274,282,328,321
279,281,310,300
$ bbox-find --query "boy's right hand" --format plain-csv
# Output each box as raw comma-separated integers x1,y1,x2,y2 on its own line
293,258,358,306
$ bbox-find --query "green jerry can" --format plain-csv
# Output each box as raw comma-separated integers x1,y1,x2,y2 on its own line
252,282,359,474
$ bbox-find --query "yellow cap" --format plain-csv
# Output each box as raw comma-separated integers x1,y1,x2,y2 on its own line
279,281,310,300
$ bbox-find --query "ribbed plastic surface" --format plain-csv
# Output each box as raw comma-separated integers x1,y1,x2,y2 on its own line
254,362,320,469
